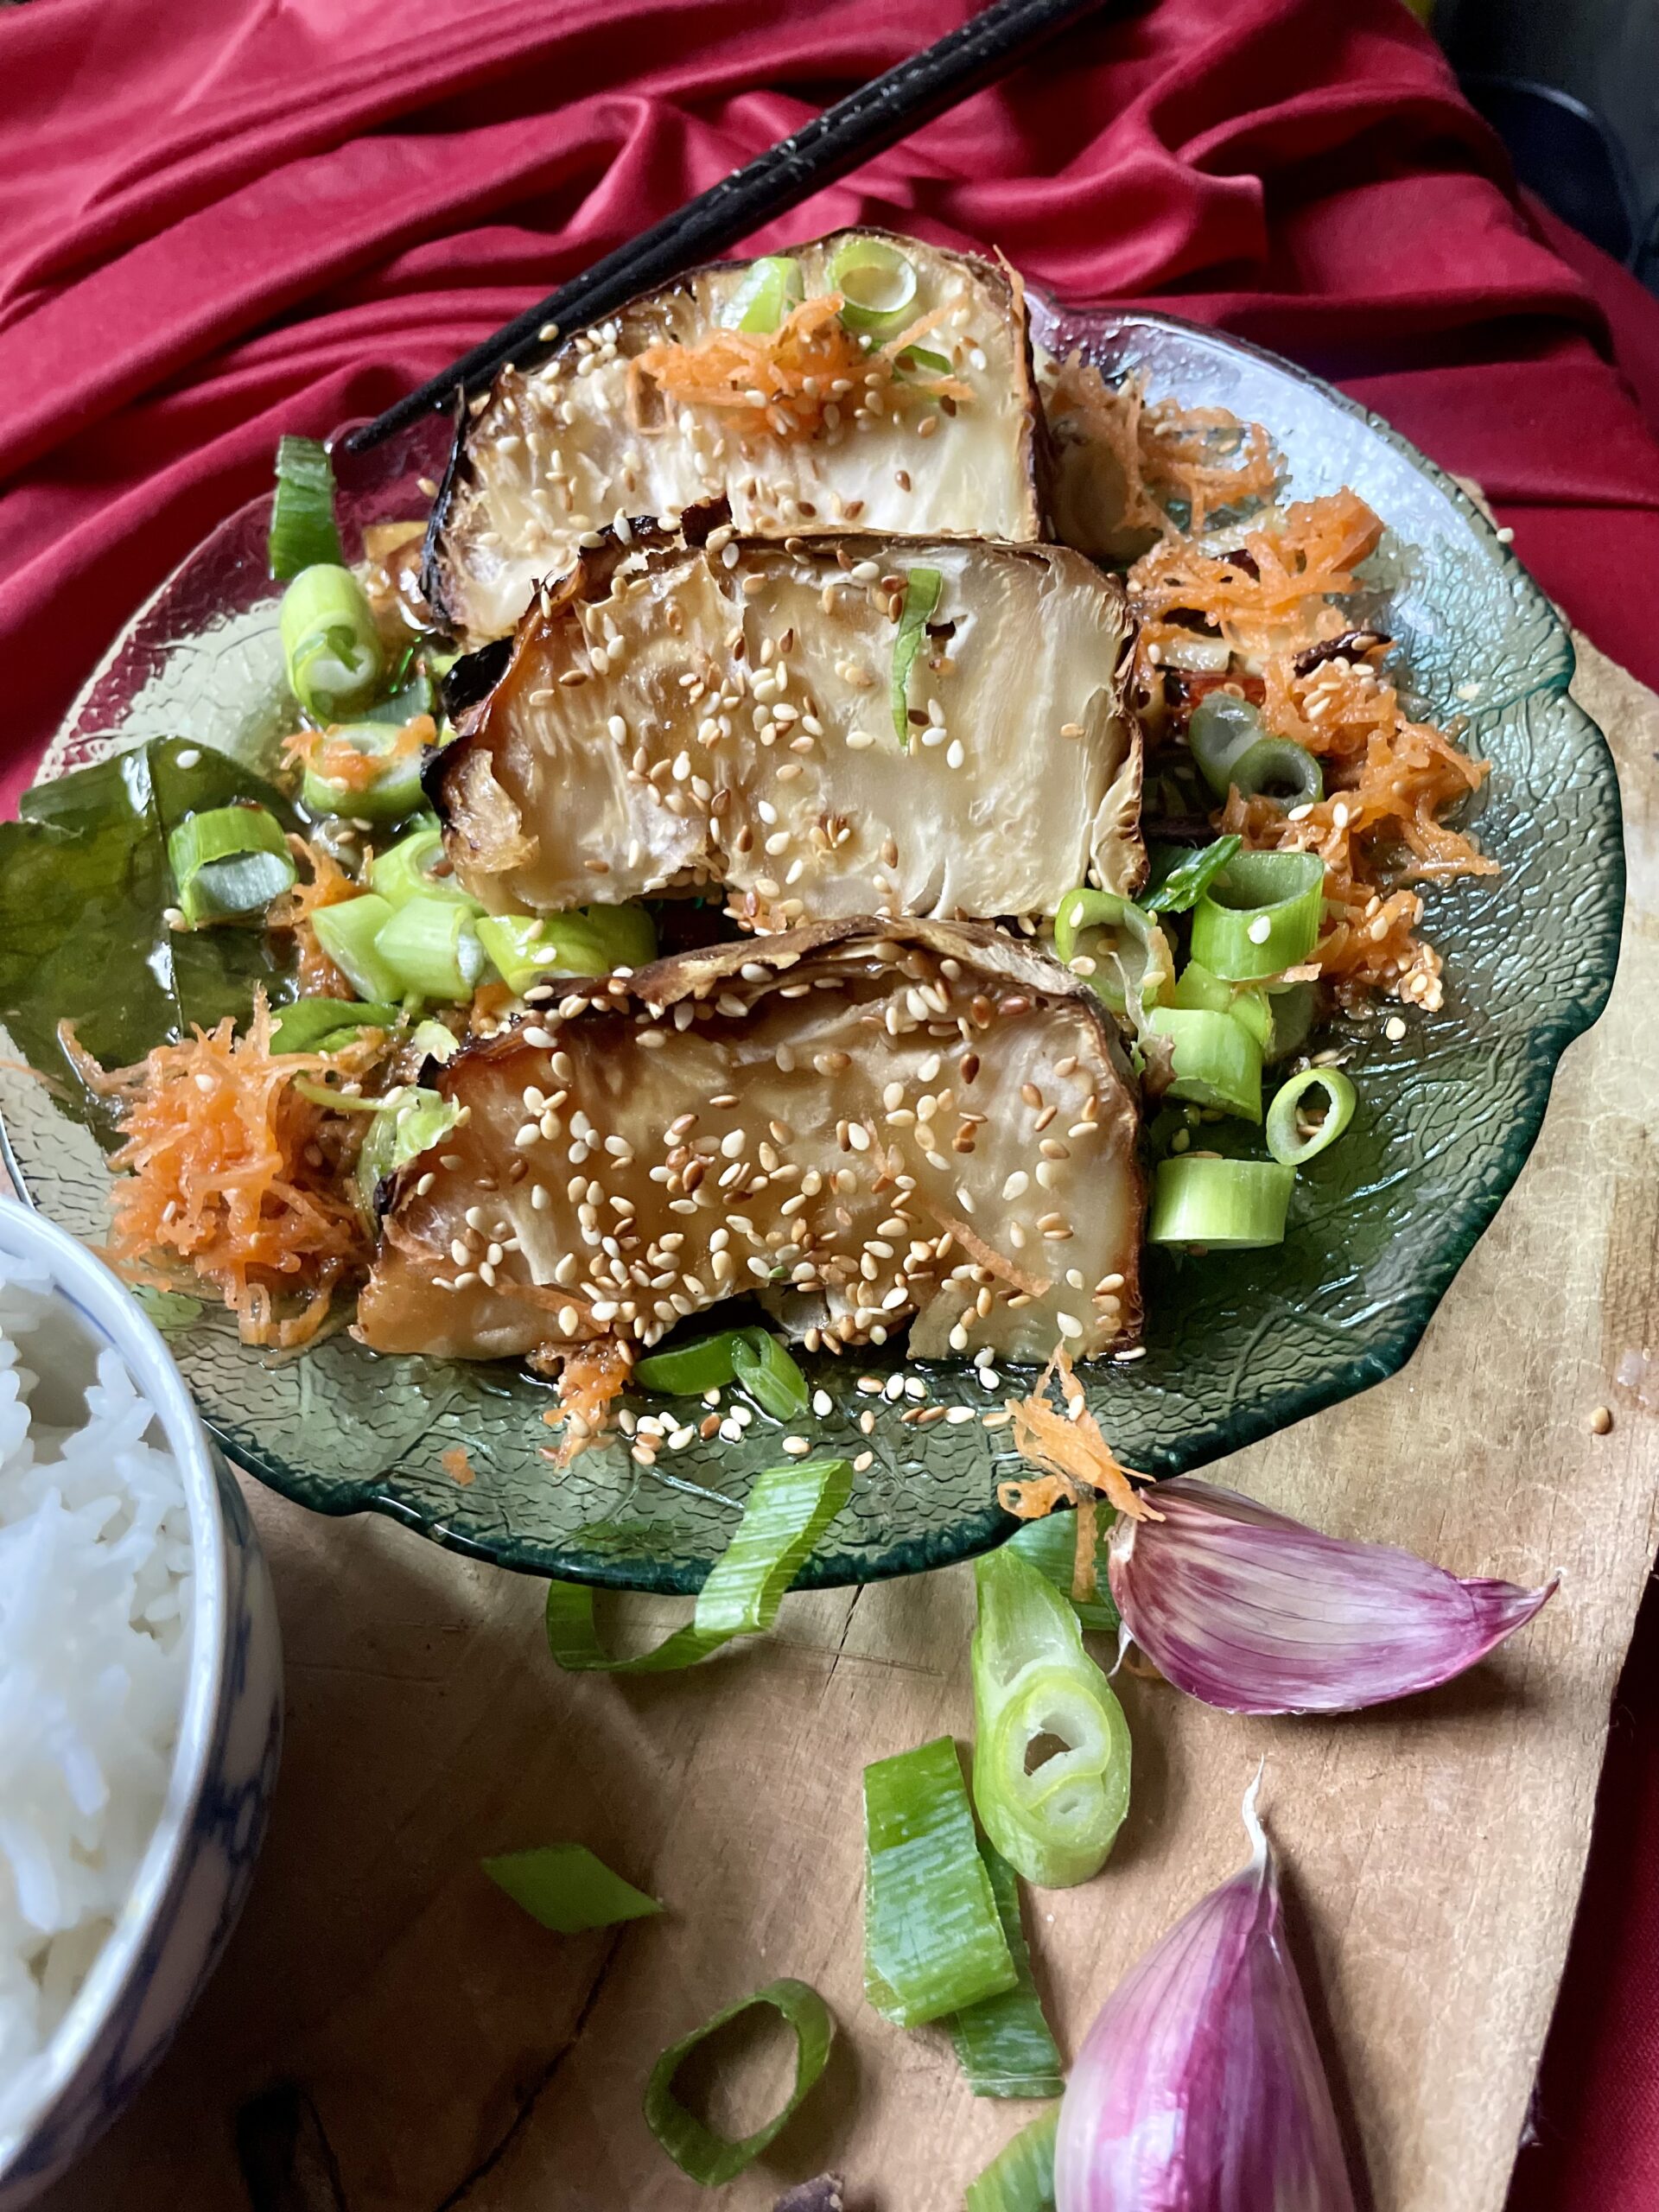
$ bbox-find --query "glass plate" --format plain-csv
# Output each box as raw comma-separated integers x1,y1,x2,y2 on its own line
0,308,1623,1593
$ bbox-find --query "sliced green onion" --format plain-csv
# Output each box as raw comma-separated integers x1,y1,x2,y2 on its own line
368,822,480,912
374,894,488,1001
1262,978,1318,1062
312,894,404,1003
1052,887,1175,1026
1189,849,1325,982
1146,1005,1262,1121
1137,834,1242,915
279,563,385,723
268,435,343,581
167,804,296,926
971,1546,1131,1890
292,1077,383,1113
828,235,918,333
1172,957,1268,1045
1266,1065,1357,1166
1230,736,1323,807
544,1456,853,1674
361,671,436,726
632,1326,809,1419
864,1736,1017,2028
949,1842,1064,2099
356,1085,461,1205
482,1843,661,1933
721,254,804,334
1186,690,1264,796
474,903,656,994
644,1979,833,2188
899,344,952,374
1007,1514,1120,1635
1148,1154,1295,1249
964,2107,1059,2212
891,567,943,745
300,721,426,823
269,996,398,1054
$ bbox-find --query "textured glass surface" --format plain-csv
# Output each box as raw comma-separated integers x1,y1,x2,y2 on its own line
0,315,1623,1593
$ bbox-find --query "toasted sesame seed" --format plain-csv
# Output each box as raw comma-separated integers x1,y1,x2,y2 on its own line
781,1435,811,1457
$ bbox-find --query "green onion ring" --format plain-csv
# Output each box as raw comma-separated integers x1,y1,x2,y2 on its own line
1146,1004,1263,1122
1229,736,1324,807
279,563,385,723
644,1978,834,2187
544,1457,852,1675
891,566,944,745
864,1735,1017,2027
721,254,804,334
964,2106,1059,2212
167,804,297,926
482,1842,661,1933
1186,690,1264,796
1007,1514,1120,1635
633,1326,809,1419
474,903,656,993
373,894,488,1002
1188,848,1325,982
828,235,918,332
368,823,481,912
1148,1154,1295,1249
949,1842,1064,2098
1266,1064,1357,1165
1053,887,1175,1026
311,893,404,1004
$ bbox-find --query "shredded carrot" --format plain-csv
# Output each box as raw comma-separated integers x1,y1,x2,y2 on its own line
99,993,374,1346
1001,1348,1157,1529
282,715,430,796
441,1444,477,1488
628,292,971,445
540,1338,632,1465
1047,359,1279,544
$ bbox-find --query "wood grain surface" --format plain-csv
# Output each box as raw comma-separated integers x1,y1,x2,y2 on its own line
35,639,1659,2212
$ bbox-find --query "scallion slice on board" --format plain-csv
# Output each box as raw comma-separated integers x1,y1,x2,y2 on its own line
949,1842,1065,2099
1266,1064,1357,1165
1147,1154,1295,1249
167,804,296,926
644,1979,834,2186
544,1456,853,1675
1188,849,1325,981
964,2106,1059,2212
1007,1516,1120,1636
863,1736,1017,2029
971,1546,1131,1890
483,1843,661,1933
268,434,344,581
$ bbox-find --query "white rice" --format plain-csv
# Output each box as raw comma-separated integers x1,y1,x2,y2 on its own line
0,1256,193,2137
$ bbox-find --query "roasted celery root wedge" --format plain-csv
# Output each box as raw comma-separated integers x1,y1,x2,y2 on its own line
431,532,1140,928
426,231,1046,640
357,920,1141,1368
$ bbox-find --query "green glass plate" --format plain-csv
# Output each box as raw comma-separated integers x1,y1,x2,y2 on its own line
0,308,1623,1593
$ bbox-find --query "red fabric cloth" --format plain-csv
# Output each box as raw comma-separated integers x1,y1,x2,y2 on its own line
0,0,1654,2200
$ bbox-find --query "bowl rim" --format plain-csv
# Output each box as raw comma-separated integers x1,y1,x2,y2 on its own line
0,1198,230,2177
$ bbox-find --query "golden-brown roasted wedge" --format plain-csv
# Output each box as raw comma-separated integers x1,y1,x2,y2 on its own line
425,231,1046,639
432,532,1140,928
357,919,1141,1369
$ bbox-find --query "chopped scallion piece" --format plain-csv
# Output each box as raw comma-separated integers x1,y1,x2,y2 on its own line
167,804,296,927
299,721,427,823
1148,1154,1295,1249
268,435,343,581
1007,1515,1120,1635
1266,1064,1357,1166
721,254,804,334
1137,834,1242,914
1188,849,1325,982
1052,887,1175,1027
891,567,944,746
1186,690,1264,796
374,894,488,1001
474,903,656,994
279,563,385,723
828,235,918,332
899,344,952,374
368,822,480,912
269,997,397,1054
632,1326,809,1419
360,671,436,726
644,1979,834,2187
949,1842,1064,2099
311,893,404,1003
971,1546,1131,1890
1147,1005,1262,1122
964,2107,1059,2212
544,1456,853,1674
483,1843,661,1933
1230,735,1323,807
863,1736,1017,2028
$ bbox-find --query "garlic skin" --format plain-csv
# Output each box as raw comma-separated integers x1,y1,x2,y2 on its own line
1109,1476,1556,1714
1055,1784,1357,2212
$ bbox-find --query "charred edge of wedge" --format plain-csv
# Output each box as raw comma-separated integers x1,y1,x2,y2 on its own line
420,230,1049,632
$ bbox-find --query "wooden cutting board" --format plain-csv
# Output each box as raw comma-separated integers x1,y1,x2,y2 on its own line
35,638,1659,2212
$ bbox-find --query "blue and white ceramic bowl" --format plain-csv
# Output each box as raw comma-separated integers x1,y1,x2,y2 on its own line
0,1200,283,2207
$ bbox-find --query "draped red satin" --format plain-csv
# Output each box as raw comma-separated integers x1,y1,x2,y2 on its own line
1,1,1655,2202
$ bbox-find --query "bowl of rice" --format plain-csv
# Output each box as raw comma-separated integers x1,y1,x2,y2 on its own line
0,1198,282,2205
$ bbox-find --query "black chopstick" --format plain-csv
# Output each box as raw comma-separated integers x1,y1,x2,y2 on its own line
343,0,1110,454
